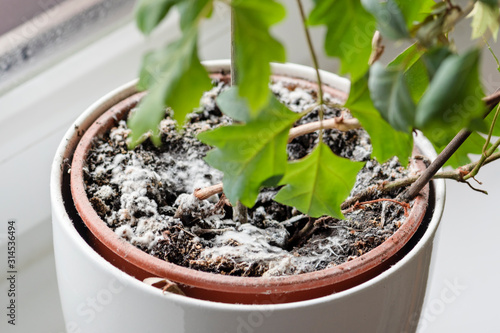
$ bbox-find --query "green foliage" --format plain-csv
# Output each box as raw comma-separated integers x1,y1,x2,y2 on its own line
177,0,213,31
130,0,214,147
394,0,436,29
416,48,486,147
275,142,364,219
131,0,500,221
135,0,179,35
231,0,286,113
309,0,375,81
479,0,499,7
361,0,409,40
421,46,453,79
469,1,499,41
368,62,416,133
387,44,430,104
345,76,413,164
128,30,212,148
198,93,300,207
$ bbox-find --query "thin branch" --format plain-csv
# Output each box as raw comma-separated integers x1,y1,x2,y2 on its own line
296,0,325,141
399,91,500,201
230,7,248,224
194,184,224,201
345,151,500,210
288,116,362,142
342,198,410,217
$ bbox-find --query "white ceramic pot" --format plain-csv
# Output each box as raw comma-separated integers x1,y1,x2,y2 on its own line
51,60,445,333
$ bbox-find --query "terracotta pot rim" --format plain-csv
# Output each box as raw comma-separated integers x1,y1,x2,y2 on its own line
70,66,429,298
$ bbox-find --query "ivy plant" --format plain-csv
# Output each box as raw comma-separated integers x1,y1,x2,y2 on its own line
130,0,500,220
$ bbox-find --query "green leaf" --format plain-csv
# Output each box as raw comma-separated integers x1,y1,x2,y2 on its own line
177,0,213,32
394,0,436,29
275,142,364,219
368,62,416,132
127,85,165,147
197,94,300,207
345,76,413,164
388,43,422,69
361,0,409,40
415,48,486,147
309,0,376,81
128,30,212,147
422,46,453,79
135,0,179,35
388,43,429,103
231,0,286,113
469,1,499,41
215,87,252,122
135,0,212,35
479,0,498,7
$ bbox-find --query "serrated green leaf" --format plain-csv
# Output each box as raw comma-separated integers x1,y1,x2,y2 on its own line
128,30,212,147
368,62,416,132
135,0,179,35
469,1,499,41
361,0,409,40
275,142,364,219
231,0,286,113
345,76,413,164
415,48,486,147
309,0,375,81
197,94,300,207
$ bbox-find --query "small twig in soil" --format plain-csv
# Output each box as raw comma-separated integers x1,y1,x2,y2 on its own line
194,184,224,201
193,227,235,236
173,225,197,238
342,198,411,217
288,116,362,143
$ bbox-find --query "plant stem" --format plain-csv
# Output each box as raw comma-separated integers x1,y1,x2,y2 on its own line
230,6,248,224
464,103,500,180
484,37,500,72
196,89,500,206
230,7,238,85
343,151,500,210
399,91,500,201
296,0,325,142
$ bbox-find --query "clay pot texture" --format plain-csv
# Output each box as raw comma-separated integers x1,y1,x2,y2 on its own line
69,62,430,305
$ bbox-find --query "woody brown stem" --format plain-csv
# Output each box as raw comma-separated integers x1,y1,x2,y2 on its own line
399,90,500,201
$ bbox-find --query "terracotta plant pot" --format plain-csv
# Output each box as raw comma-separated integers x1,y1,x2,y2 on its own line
69,64,429,305
51,60,445,332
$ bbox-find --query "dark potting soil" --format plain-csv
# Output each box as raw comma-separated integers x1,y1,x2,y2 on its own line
83,78,415,277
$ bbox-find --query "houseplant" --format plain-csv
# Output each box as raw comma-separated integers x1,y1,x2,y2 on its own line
51,0,500,331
